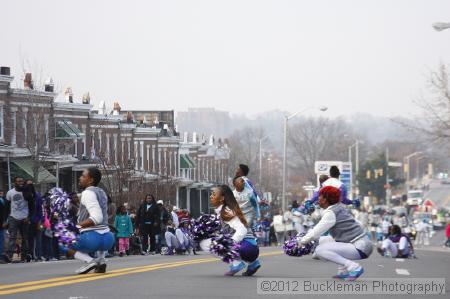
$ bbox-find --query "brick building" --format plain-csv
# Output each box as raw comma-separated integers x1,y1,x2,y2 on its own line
0,67,230,216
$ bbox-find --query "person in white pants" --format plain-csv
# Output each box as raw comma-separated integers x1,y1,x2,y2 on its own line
378,225,411,258
164,220,190,254
297,186,373,281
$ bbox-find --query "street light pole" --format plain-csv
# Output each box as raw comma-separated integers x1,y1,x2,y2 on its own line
404,151,422,190
282,117,288,211
281,106,327,211
259,135,270,191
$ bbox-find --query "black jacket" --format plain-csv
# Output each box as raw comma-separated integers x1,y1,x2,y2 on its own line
136,202,160,228
0,196,7,225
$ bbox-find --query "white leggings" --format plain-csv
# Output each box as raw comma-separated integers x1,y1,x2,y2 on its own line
314,241,362,272
381,238,409,257
165,229,189,249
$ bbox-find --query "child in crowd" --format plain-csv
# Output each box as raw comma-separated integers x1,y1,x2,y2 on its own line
114,205,134,257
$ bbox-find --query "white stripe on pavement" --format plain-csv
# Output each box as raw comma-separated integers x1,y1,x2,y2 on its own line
395,258,405,262
395,268,410,275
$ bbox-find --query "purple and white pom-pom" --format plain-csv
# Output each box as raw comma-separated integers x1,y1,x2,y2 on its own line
49,188,78,246
190,214,221,242
210,233,241,263
283,234,316,257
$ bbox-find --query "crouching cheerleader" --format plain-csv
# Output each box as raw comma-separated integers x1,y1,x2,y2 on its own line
297,186,373,281
199,185,261,276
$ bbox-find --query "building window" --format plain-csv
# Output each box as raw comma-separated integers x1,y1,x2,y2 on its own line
11,110,16,145
0,105,3,140
44,115,49,149
140,142,144,170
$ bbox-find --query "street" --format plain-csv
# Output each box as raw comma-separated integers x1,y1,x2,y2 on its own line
0,241,448,299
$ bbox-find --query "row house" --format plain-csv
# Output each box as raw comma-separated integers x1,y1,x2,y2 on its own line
0,66,231,217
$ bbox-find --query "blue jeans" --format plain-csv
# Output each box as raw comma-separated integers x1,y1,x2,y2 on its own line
42,234,53,259
0,229,4,257
70,231,115,254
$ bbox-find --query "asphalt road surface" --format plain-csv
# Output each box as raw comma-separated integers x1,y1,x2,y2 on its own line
0,243,448,299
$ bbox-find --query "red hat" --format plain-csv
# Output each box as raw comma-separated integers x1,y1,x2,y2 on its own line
319,186,341,205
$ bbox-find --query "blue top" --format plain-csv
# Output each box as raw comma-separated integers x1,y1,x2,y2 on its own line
114,214,134,238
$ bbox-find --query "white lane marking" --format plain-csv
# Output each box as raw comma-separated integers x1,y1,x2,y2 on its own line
395,258,405,262
396,268,410,275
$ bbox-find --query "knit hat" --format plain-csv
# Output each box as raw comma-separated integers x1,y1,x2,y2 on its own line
319,186,341,205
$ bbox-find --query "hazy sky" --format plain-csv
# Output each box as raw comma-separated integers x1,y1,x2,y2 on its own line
2,0,450,118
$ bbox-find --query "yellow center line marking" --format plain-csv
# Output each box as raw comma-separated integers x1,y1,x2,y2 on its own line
0,258,215,291
0,251,282,296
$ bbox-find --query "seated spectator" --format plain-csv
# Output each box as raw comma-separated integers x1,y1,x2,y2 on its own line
164,219,192,255
377,225,414,258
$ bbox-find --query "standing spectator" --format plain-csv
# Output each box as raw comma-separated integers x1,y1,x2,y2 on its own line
415,219,431,246
445,222,450,247
272,209,286,246
291,201,305,235
171,206,180,228
114,205,133,257
41,194,55,261
24,180,44,262
283,206,294,238
6,177,33,262
136,194,160,254
107,196,117,257
0,190,9,263
261,217,271,246
155,200,170,253
381,216,391,239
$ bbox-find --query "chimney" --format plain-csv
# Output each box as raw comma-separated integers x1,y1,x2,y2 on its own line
0,67,11,76
64,87,73,103
44,77,54,92
192,132,197,144
209,134,214,146
24,73,33,89
183,132,188,143
98,101,106,115
113,101,121,115
82,92,90,104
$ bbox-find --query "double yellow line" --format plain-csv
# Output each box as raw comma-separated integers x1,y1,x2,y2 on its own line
0,251,282,296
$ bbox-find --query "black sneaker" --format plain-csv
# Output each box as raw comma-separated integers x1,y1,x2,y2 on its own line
2,255,11,263
94,263,107,273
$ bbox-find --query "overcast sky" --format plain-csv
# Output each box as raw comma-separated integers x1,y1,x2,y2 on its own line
2,0,450,118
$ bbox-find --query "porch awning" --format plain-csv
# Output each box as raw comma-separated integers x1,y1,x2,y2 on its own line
11,159,57,184
180,154,195,169
55,120,85,139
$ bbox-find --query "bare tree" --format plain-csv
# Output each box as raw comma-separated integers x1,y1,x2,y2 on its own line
396,62,450,144
227,126,267,180
287,117,357,183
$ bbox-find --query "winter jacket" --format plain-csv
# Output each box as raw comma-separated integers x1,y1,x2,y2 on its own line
114,214,134,238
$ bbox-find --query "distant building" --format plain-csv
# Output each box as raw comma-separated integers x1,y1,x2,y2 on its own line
176,108,231,139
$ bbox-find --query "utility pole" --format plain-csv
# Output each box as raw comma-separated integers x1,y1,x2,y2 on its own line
386,147,391,206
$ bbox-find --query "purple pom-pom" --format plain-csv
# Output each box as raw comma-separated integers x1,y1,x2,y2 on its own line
49,188,78,247
190,214,221,242
210,233,241,263
283,234,316,257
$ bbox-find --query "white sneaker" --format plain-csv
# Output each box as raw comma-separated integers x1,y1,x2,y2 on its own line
76,261,97,274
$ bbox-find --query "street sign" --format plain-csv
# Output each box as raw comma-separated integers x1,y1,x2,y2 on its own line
388,161,402,167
